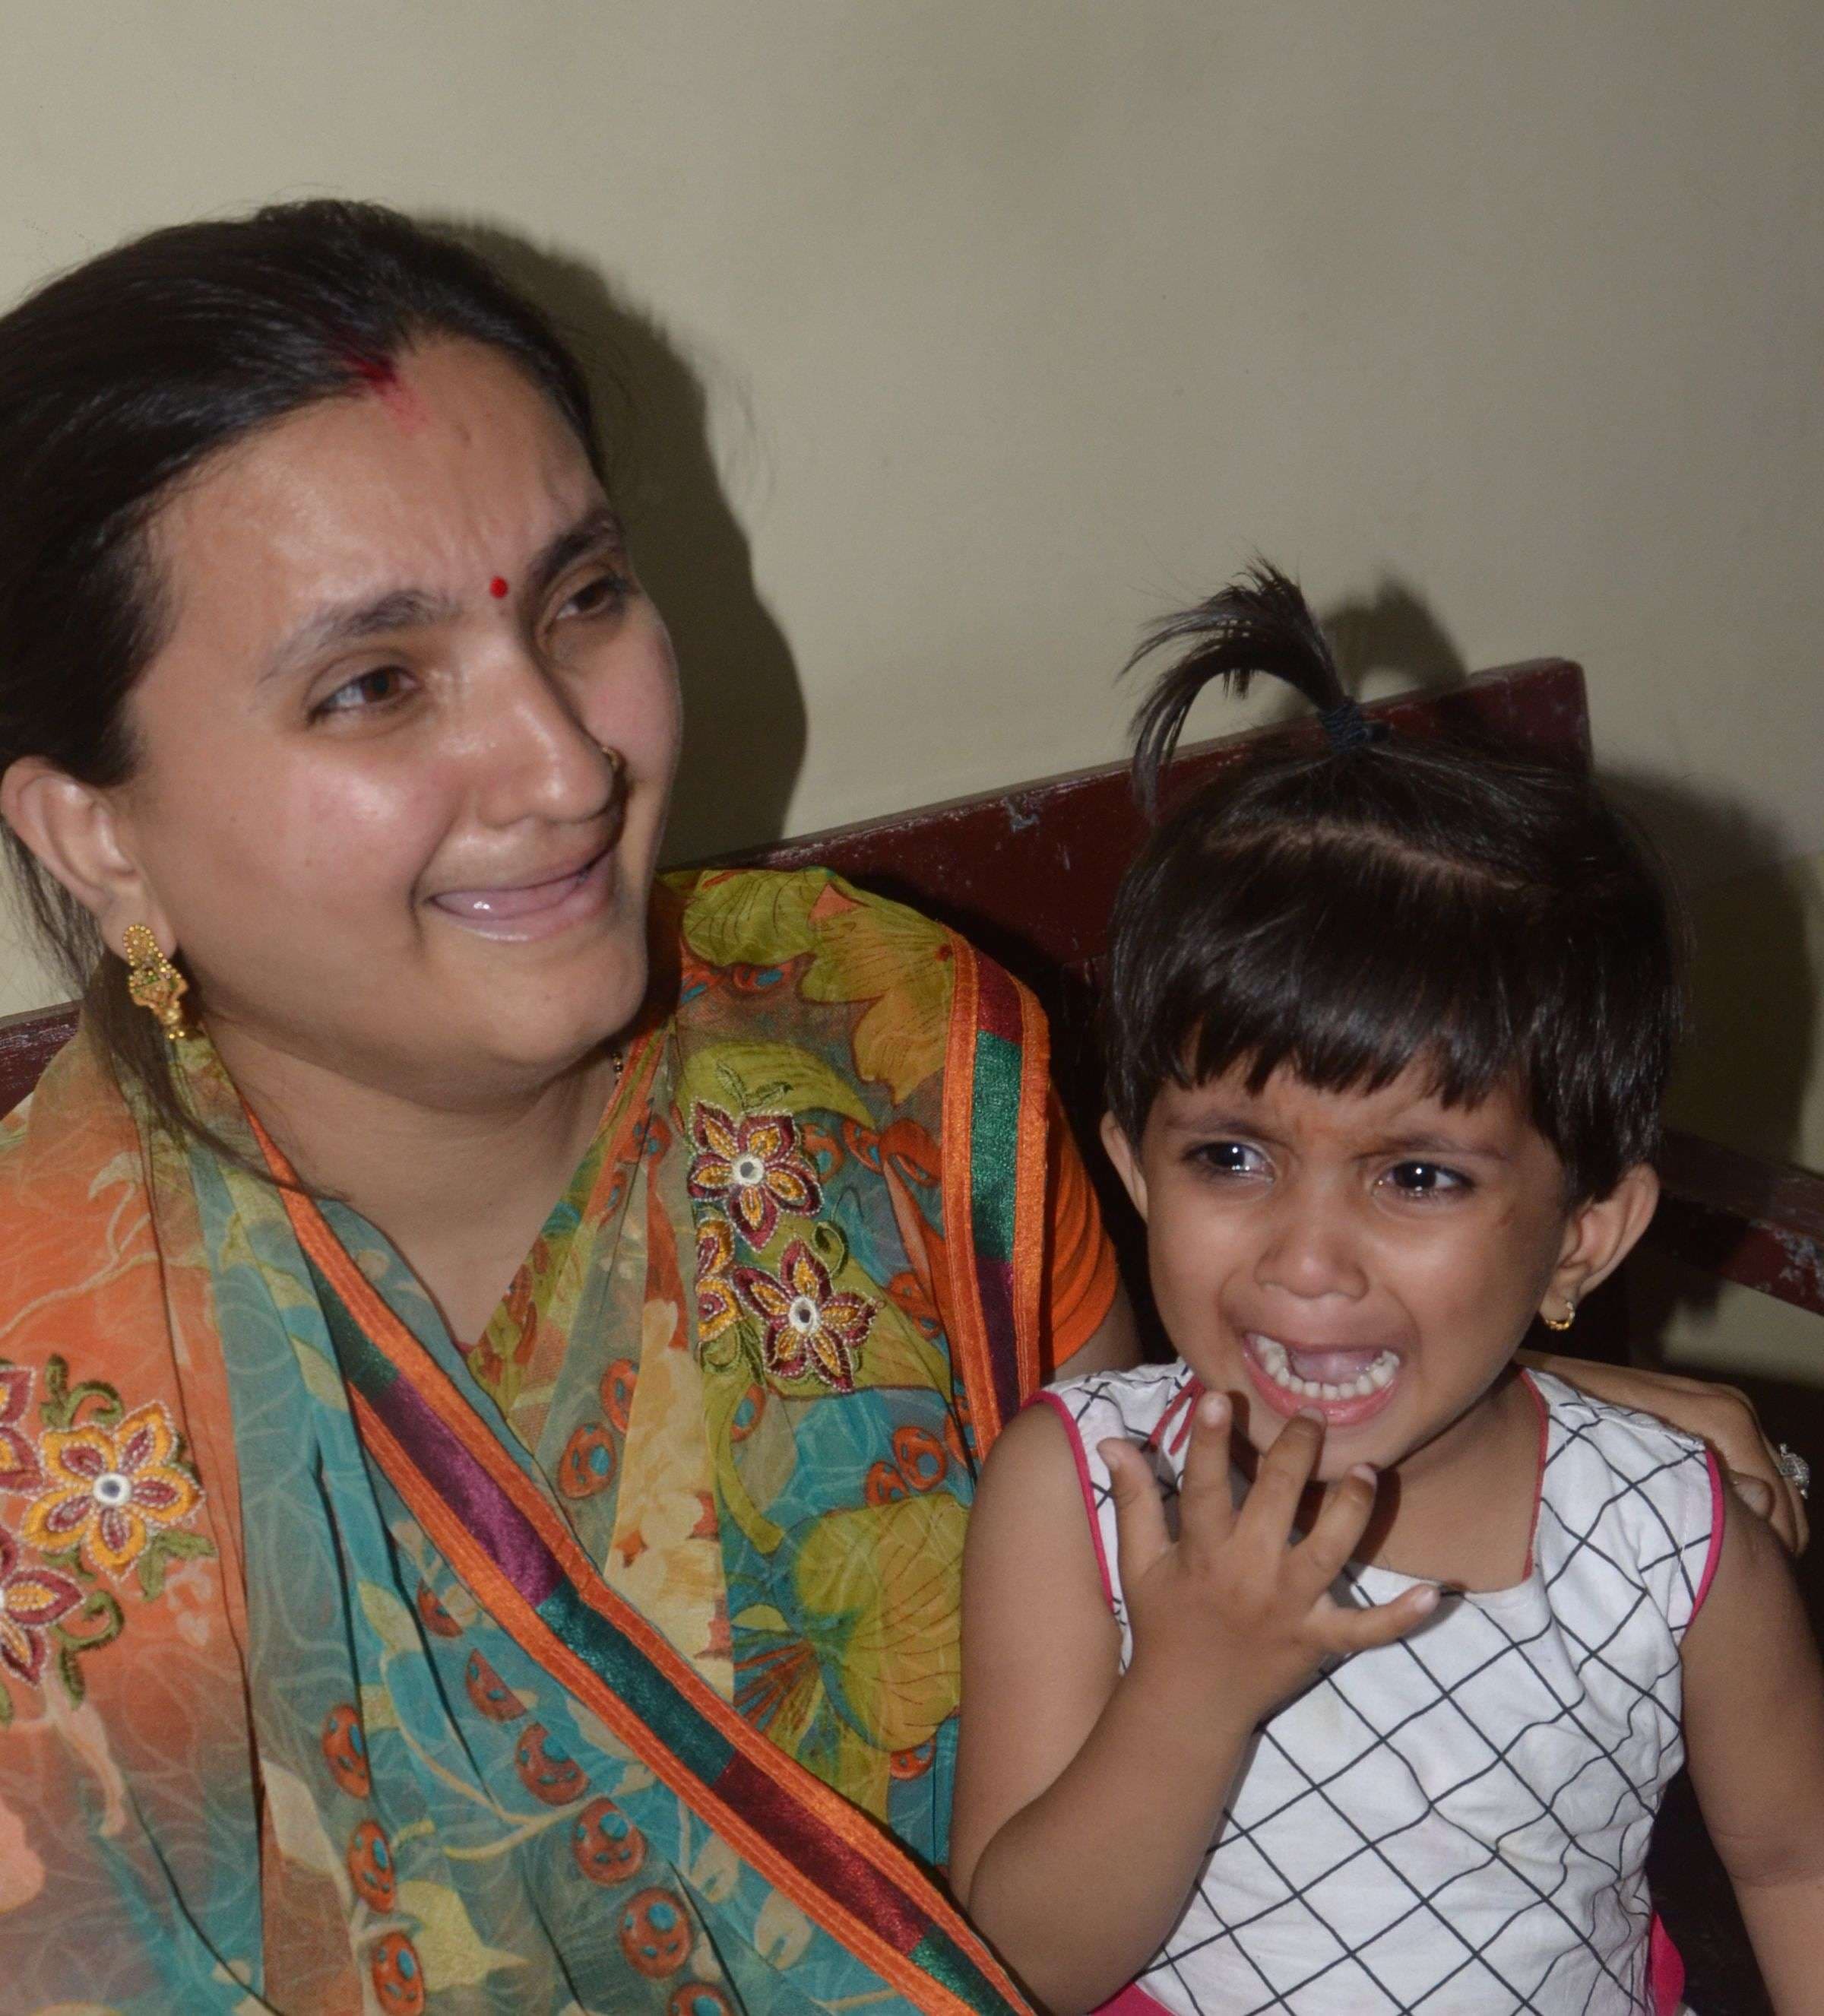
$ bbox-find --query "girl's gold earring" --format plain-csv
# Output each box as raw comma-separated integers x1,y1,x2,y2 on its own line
1541,1294,1578,1333
122,924,194,1042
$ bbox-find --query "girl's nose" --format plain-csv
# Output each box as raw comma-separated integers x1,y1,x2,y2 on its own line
1254,1191,1370,1302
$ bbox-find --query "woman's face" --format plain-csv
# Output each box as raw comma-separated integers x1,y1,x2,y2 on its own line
113,338,681,1110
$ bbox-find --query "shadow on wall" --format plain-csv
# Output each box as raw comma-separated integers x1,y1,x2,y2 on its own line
1606,769,1817,1360
1320,575,1471,695
443,220,807,864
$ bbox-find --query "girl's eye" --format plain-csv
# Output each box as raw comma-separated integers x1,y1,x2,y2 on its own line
311,665,414,719
1191,1140,1269,1179
1382,1160,1471,1199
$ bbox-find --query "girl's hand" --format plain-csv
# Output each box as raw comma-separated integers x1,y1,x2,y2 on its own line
1101,1393,1439,1732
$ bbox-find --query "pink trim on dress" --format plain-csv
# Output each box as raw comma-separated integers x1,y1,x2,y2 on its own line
1647,1912,1686,2014
1690,1447,1727,1623
1031,1392,1116,1610
1094,1981,1179,2016
1516,1368,1552,1579
1152,1371,1203,1459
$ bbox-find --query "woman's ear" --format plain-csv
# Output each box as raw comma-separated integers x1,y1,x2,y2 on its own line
1099,1111,1150,1222
1546,1162,1661,1319
0,756,163,953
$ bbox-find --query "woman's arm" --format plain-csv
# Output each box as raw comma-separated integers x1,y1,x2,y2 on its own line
1681,1488,1824,2011
1060,1279,1141,1377
952,1396,1434,2014
1520,1352,1808,1552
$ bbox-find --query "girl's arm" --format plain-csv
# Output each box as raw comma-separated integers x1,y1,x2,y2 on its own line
1680,1487,1824,2011
951,1393,1436,2014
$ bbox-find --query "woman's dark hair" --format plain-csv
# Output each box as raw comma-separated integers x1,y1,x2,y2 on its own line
1104,564,1685,1200
0,199,603,1143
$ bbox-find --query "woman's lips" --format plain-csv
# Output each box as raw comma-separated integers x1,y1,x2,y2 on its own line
1240,1331,1404,1427
429,845,616,940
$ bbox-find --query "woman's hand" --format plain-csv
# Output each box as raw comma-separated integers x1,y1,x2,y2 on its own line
1524,1352,1809,1554
1102,1393,1439,1732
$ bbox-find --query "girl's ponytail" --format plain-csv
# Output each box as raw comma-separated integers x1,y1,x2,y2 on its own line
1125,561,1382,813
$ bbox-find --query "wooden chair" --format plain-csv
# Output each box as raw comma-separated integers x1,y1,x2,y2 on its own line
2,657,1817,2007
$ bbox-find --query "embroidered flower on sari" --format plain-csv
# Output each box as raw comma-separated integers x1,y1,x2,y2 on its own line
686,1105,822,1248
694,1215,740,1346
733,1240,876,1393
21,1402,204,1580
0,1526,81,1686
0,1369,42,1495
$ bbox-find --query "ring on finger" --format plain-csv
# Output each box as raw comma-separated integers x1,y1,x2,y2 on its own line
1775,1443,1811,1500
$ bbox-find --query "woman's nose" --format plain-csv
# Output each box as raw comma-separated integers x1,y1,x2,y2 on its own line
468,653,618,829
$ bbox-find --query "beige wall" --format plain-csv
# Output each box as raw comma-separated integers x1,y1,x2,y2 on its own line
2,3,1820,1364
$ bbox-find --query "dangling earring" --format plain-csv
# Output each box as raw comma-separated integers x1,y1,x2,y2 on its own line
122,924,194,1042
1541,1292,1577,1333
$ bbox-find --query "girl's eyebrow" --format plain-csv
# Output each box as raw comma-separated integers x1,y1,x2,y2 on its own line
1373,1130,1511,1162
1161,1108,1284,1144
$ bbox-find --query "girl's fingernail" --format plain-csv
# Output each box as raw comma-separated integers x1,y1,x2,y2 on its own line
1295,1406,1325,1424
1414,1584,1442,1612
1199,1393,1229,1425
1347,1463,1378,1485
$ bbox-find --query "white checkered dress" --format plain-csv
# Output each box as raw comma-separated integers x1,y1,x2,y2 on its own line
1041,1365,1718,2014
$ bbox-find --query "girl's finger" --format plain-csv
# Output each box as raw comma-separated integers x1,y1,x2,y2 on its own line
1176,1392,1237,1549
1289,1463,1379,1600
1319,1581,1440,1658
1100,1438,1170,1594
1234,1410,1325,1555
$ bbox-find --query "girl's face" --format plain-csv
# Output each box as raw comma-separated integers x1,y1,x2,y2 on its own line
106,339,681,1111
1104,1060,1642,1485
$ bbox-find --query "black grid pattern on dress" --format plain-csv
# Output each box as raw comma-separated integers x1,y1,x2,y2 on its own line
1046,1368,1713,2014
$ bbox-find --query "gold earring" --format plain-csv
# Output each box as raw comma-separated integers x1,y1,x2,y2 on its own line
122,924,193,1042
1541,1294,1577,1333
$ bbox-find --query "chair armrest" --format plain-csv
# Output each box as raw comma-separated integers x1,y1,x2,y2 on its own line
0,1003,78,1116
1646,1128,1824,1318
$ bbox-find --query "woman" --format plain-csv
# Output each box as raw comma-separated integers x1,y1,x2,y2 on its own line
0,203,1797,2014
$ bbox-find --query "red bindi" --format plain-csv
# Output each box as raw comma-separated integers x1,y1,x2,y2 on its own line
489,576,510,599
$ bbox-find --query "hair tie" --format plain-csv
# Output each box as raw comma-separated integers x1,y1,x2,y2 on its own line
1319,699,1386,753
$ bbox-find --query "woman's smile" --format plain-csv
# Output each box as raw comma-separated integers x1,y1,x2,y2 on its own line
429,840,617,938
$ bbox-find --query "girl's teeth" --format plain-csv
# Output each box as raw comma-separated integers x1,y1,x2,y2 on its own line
1251,1336,1398,1401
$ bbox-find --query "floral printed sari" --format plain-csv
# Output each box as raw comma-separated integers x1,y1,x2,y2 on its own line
0,868,1097,2014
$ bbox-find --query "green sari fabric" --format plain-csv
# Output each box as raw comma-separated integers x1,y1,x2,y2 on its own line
0,868,1053,2014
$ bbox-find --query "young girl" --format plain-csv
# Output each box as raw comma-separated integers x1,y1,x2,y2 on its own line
950,566,1824,2014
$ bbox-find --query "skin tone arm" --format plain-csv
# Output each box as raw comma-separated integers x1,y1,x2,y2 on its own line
1680,1489,1824,2011
950,1394,1436,2014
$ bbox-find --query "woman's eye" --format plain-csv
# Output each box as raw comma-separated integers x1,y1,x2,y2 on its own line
558,569,632,621
312,665,413,718
1191,1140,1268,1179
1382,1160,1471,1199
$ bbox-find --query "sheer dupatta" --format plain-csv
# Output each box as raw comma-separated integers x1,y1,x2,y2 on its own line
0,870,1050,2014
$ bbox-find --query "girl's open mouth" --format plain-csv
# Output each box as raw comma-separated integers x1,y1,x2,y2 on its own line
1241,1331,1404,1426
